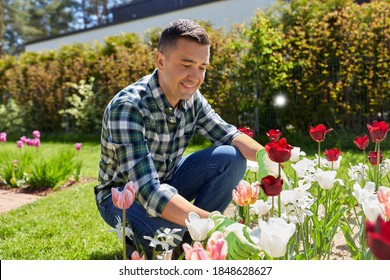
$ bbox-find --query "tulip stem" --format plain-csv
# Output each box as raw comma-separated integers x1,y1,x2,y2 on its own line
318,142,321,168
245,205,250,227
122,208,126,260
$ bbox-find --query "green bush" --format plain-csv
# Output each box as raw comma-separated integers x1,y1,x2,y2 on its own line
28,149,81,189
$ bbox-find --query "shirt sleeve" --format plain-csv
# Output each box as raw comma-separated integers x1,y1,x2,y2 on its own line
194,92,241,145
106,101,177,217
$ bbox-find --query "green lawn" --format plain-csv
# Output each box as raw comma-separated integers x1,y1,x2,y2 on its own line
0,140,368,260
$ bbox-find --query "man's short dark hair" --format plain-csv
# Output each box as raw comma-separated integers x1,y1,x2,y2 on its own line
157,19,211,53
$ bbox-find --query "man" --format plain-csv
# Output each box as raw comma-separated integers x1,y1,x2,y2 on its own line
95,19,266,259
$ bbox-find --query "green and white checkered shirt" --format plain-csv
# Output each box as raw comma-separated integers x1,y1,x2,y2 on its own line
95,69,240,217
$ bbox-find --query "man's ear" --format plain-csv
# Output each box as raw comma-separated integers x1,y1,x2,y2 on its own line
156,52,164,70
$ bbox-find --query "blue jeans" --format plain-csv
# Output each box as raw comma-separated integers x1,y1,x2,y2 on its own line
97,145,246,259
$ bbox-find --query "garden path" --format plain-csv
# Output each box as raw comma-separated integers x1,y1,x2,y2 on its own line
0,189,41,214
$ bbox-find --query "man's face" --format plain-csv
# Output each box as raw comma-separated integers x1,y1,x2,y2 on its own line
156,38,210,107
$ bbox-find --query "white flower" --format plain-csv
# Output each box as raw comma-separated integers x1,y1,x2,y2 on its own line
348,163,369,183
156,228,182,251
246,160,259,172
251,199,271,216
250,218,296,258
315,168,344,190
353,181,375,204
109,215,134,241
362,195,382,222
143,235,164,248
291,158,317,182
185,212,214,241
290,147,306,163
380,159,390,177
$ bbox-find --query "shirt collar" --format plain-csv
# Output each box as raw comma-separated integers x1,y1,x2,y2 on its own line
149,69,187,115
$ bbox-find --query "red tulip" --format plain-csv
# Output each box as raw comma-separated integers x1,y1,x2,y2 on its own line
265,138,293,163
368,151,384,165
111,181,136,209
365,216,390,260
260,175,283,196
266,129,282,142
309,124,333,142
238,127,254,138
324,148,342,162
354,135,369,150
367,121,390,143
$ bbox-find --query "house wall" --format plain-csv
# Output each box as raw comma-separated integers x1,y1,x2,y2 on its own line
25,0,274,52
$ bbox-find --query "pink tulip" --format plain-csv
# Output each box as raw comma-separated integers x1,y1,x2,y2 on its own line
130,251,145,260
32,130,40,139
111,181,136,209
232,180,259,206
33,139,40,147
0,132,6,142
75,143,82,151
16,140,23,149
182,242,209,260
206,231,227,260
20,136,27,143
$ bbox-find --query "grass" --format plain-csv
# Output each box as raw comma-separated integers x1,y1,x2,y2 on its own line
0,138,376,260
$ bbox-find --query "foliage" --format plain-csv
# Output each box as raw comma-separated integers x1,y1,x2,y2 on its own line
0,0,389,135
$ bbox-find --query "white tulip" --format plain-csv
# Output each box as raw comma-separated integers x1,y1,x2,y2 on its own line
315,168,344,190
290,147,306,163
185,212,214,241
353,181,375,204
361,195,382,222
250,218,296,258
251,199,271,216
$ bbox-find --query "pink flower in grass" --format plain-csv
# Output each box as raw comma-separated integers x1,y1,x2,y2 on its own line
111,181,136,209
16,140,23,149
0,132,6,142
32,130,40,139
75,143,82,151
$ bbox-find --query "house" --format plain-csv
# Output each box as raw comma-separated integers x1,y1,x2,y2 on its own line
25,0,274,52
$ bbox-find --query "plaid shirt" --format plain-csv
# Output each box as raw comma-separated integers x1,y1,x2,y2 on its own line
95,69,240,217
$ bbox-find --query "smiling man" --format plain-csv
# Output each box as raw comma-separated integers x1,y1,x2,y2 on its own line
95,19,264,259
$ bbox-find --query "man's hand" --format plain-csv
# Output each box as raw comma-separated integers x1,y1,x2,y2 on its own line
256,149,290,187
209,212,260,260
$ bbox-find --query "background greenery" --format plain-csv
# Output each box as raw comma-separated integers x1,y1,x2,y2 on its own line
1,0,389,145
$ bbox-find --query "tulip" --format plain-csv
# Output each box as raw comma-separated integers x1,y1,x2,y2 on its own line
206,231,228,260
130,251,145,260
324,148,342,162
260,175,283,196
309,124,333,142
354,135,369,150
289,147,306,163
368,151,384,165
32,130,40,139
182,242,209,260
16,140,23,149
353,182,375,204
362,195,382,222
75,143,82,151
367,121,390,143
315,168,344,190
266,129,282,143
238,127,254,138
111,181,136,209
232,180,260,206
250,218,296,258
365,216,390,260
251,199,271,217
377,186,390,204
0,132,6,142
185,212,214,242
265,138,293,163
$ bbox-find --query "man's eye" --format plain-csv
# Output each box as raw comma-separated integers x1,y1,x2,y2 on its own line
182,64,190,68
